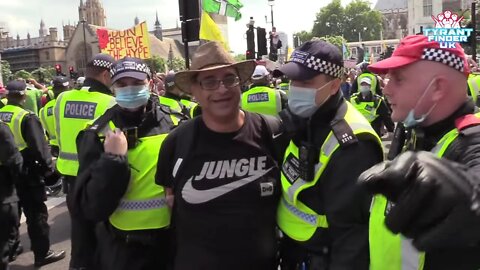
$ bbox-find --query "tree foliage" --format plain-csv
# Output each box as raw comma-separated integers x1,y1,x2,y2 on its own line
168,57,186,72
145,55,167,74
311,35,347,51
310,0,382,42
1,60,12,84
14,70,32,80
234,54,246,62
31,67,56,83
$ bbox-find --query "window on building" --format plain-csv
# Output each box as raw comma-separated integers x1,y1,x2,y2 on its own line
423,0,433,17
45,51,50,60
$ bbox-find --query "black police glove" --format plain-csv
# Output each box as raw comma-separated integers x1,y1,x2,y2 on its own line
44,169,62,186
359,151,480,251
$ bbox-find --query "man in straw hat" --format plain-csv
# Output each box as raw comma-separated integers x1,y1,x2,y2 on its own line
155,41,288,269
359,35,480,269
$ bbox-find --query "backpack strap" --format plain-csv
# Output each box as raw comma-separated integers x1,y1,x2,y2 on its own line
171,117,199,179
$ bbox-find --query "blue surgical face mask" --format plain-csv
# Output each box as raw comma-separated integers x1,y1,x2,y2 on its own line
403,77,438,128
114,84,151,109
288,81,332,118
359,85,371,94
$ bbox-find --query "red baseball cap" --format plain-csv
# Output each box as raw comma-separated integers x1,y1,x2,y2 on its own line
368,35,470,76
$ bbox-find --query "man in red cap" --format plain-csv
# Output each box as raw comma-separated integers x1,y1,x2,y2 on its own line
359,35,480,270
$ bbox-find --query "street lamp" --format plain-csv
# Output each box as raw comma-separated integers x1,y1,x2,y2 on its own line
268,0,275,30
80,16,88,71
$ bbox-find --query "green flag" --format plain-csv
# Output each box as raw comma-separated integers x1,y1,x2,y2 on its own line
202,0,243,21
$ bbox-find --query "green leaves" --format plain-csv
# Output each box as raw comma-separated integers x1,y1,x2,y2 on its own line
310,0,383,42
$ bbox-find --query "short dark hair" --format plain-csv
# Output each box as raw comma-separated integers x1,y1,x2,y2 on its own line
85,66,109,78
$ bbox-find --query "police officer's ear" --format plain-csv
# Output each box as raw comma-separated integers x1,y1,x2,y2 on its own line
148,79,155,93
328,77,342,95
431,75,449,104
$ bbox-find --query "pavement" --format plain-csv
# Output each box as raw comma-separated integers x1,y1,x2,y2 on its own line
9,196,70,270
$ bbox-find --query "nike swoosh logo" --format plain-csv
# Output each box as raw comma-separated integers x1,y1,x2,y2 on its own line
182,167,274,204
272,132,283,139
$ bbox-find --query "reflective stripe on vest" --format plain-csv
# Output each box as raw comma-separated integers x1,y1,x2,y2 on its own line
241,86,281,116
369,126,462,270
358,73,378,94
0,105,29,150
467,74,480,103
55,88,116,176
180,99,198,118
39,99,58,146
350,93,381,122
159,96,186,125
107,129,170,231
277,102,383,241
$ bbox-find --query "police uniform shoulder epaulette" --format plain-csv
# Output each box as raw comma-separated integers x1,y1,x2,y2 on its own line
86,107,116,133
455,113,480,136
330,119,358,148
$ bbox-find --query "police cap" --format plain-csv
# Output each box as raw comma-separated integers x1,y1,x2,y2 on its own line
6,80,27,95
86,53,115,70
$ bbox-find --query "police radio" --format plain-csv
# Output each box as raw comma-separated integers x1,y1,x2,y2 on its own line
298,141,318,182
122,127,138,149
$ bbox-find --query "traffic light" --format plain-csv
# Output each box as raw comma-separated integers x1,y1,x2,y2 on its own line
246,25,256,60
246,50,254,60
55,64,62,76
256,27,268,59
69,66,75,79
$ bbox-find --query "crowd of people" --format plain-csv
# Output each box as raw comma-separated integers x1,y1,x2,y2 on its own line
0,34,480,270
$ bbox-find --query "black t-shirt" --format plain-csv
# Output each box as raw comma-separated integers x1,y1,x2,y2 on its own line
156,112,281,270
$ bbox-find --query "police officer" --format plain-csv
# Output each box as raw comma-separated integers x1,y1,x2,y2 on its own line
274,41,384,269
39,76,69,157
73,57,175,270
349,77,394,136
351,62,383,96
467,73,480,107
161,72,197,121
359,35,480,270
277,75,290,95
0,81,65,267
0,121,23,270
241,65,287,116
54,53,116,270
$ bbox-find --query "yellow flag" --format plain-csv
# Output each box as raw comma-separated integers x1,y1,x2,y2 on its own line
200,11,230,50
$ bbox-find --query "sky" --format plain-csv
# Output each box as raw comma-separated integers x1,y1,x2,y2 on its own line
0,0,377,55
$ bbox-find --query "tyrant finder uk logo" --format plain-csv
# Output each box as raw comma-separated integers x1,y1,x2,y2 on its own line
423,10,473,48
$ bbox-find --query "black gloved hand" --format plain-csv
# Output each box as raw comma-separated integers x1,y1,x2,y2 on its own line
44,169,62,186
359,151,480,251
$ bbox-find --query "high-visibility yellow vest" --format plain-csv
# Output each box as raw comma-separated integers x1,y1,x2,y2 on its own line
350,93,382,123
54,88,116,176
39,99,58,146
467,74,480,104
279,83,289,95
241,86,281,116
88,120,171,231
369,125,465,270
277,102,383,241
159,96,188,125
0,104,30,151
358,73,378,94
180,99,199,118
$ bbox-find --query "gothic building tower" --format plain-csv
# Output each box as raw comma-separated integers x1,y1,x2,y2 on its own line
154,11,163,41
78,0,106,26
39,19,47,37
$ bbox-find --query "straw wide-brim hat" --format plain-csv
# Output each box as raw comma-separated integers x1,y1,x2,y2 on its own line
175,41,256,93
